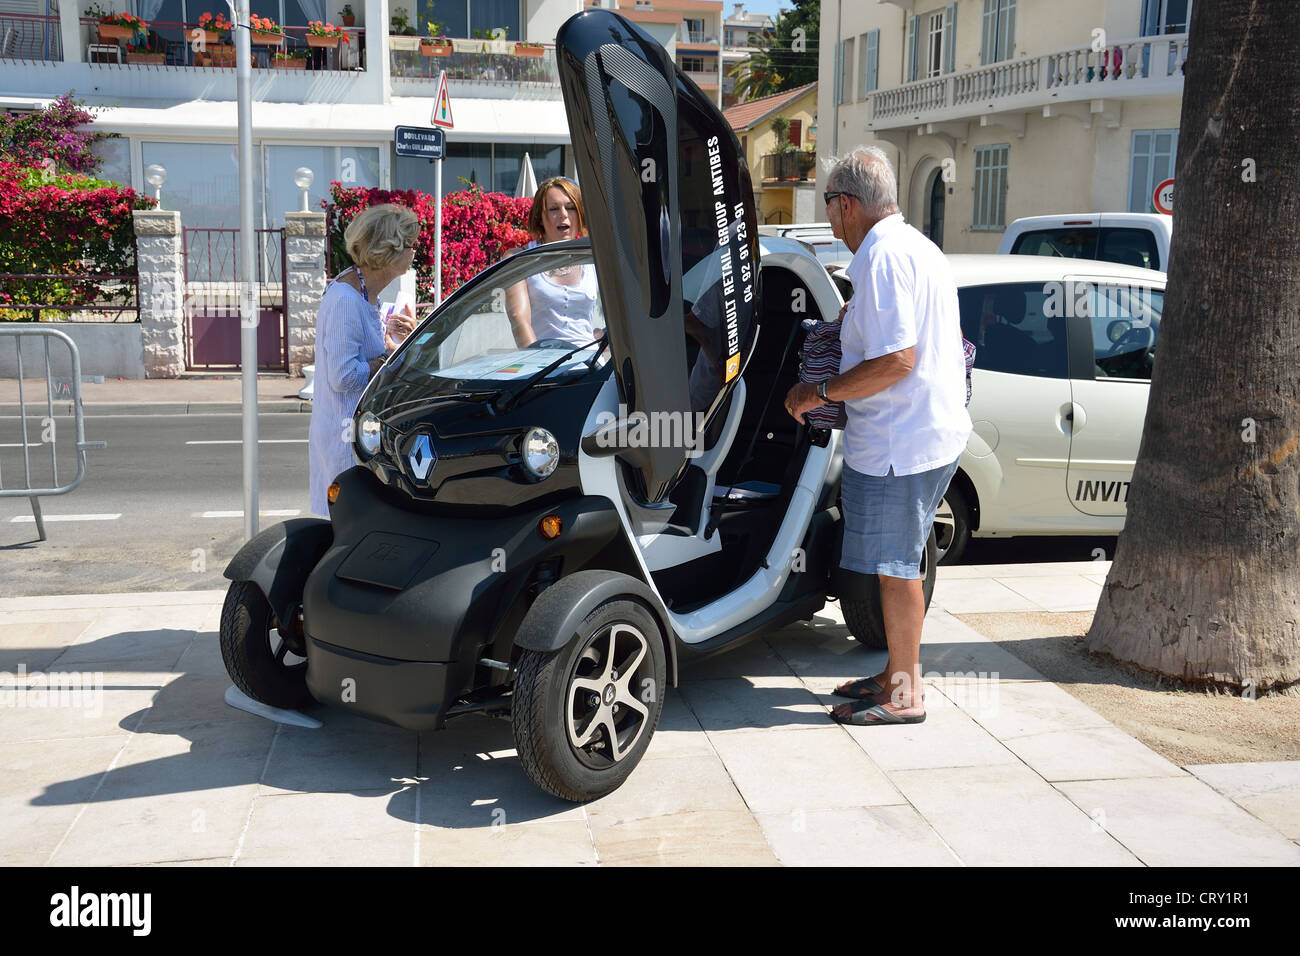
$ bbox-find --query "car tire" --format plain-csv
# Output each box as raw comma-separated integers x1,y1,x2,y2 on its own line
934,484,971,565
219,580,311,709
842,529,938,650
513,598,667,802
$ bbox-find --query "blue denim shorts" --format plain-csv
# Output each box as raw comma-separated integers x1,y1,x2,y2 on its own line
840,458,960,579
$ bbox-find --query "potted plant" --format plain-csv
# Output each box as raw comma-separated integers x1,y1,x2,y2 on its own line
272,48,308,69
338,4,355,27
125,37,166,65
472,26,510,54
306,20,349,47
515,39,544,58
390,9,417,35
420,20,451,56
89,4,147,43
196,11,232,46
249,14,284,45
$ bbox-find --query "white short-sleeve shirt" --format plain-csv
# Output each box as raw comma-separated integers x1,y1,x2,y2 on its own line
839,213,972,476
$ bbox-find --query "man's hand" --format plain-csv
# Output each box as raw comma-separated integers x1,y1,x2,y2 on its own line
784,381,823,424
384,303,418,354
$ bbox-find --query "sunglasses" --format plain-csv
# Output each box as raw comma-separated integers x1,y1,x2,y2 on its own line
824,190,857,207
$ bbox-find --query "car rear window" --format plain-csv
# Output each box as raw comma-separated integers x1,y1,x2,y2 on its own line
1010,227,1160,270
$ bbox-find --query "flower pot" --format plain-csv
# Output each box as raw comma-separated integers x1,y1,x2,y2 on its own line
127,51,166,65
197,29,221,45
202,44,236,66
274,57,307,69
341,14,355,26
514,43,544,57
420,42,452,56
307,34,337,48
97,23,136,41
250,30,284,45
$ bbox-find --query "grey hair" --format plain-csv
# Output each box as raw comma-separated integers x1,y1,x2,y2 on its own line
824,145,900,218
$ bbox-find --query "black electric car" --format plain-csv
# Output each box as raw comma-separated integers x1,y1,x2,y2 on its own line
220,8,937,802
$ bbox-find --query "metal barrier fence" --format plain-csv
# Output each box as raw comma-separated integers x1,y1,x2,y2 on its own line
0,327,106,541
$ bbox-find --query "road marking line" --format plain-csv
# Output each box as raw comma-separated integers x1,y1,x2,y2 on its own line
10,513,122,523
185,439,308,445
195,509,302,518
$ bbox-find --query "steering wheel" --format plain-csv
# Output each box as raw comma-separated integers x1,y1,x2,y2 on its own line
1105,323,1154,358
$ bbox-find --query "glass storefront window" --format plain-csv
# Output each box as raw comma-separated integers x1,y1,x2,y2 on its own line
141,141,250,229
263,144,381,223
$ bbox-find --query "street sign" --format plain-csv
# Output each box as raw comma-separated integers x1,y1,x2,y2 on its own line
431,70,455,128
394,125,445,160
1153,178,1174,215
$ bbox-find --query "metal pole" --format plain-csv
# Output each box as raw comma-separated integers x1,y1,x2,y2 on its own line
434,156,442,307
235,0,259,541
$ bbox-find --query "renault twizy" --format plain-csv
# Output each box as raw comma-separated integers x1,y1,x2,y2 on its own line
220,8,937,801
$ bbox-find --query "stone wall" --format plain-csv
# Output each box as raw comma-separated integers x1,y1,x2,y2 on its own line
284,211,327,376
132,210,185,378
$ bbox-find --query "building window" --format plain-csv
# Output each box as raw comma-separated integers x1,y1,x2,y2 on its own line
980,0,1017,65
682,56,705,72
419,1,521,41
683,17,704,42
1140,0,1191,35
1128,129,1178,212
908,5,956,81
860,29,879,97
972,144,1010,230
839,37,854,104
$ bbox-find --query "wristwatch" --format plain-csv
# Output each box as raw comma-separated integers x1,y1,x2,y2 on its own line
816,379,830,403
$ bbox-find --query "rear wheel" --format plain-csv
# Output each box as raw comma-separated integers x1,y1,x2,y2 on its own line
219,580,311,709
934,483,971,565
512,599,666,802
842,529,938,651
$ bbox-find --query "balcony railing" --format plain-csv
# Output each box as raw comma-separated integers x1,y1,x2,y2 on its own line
390,42,561,91
80,19,362,71
682,31,713,44
0,12,63,61
871,33,1189,127
761,151,816,182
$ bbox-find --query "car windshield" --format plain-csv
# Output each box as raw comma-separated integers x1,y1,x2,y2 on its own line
378,246,608,398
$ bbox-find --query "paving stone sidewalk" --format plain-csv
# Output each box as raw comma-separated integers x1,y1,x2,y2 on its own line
2,563,1298,866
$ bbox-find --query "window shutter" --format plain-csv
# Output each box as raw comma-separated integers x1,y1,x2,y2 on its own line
789,119,802,147
943,3,957,74
980,0,994,65
1004,0,1018,58
906,14,919,82
865,29,879,94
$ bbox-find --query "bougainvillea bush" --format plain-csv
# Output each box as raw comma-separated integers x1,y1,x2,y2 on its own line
0,93,109,175
0,160,154,320
326,182,532,301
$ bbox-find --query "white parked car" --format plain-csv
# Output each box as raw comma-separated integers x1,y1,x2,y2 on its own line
831,253,1165,563
997,212,1172,273
757,223,851,268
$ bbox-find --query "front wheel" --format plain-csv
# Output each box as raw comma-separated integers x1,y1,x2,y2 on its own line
842,528,938,651
219,580,311,709
512,599,666,802
934,483,971,565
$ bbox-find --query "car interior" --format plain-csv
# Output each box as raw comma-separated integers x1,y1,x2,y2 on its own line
638,264,822,611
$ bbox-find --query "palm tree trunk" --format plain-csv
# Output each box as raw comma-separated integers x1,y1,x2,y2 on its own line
1086,0,1300,693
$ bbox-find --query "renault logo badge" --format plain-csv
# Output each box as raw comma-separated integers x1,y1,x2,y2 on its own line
407,434,436,481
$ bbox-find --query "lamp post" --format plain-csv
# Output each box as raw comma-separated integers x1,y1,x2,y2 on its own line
294,166,315,212
145,164,167,205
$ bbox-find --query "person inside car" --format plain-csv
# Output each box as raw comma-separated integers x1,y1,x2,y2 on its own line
504,176,603,348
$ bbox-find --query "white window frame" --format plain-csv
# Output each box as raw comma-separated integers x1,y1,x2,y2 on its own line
1140,0,1192,35
973,143,1010,231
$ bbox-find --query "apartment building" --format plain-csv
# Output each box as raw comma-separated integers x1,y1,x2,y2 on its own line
817,0,1189,251
0,0,584,231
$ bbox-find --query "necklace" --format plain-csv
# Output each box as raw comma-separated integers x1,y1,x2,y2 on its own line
545,264,578,281
352,265,369,303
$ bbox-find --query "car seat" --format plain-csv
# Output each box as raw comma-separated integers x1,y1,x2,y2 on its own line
981,289,1036,374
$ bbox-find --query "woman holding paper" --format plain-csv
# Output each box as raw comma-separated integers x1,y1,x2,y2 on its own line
308,203,421,516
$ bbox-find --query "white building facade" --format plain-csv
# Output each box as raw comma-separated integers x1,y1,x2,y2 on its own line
817,0,1189,251
0,0,585,230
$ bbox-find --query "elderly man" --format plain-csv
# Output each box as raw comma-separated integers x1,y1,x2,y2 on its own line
785,146,971,725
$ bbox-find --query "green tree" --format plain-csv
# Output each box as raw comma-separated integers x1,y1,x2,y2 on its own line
728,0,819,102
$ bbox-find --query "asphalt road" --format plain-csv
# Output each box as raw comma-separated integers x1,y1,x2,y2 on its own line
1,409,1122,596
1,412,312,595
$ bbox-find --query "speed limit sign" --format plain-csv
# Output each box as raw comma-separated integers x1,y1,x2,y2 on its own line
1153,178,1174,215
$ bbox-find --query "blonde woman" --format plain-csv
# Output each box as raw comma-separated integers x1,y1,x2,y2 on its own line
504,176,602,347
308,203,420,515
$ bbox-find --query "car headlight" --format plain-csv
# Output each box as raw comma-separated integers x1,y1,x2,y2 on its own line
522,427,559,480
357,412,382,458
